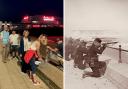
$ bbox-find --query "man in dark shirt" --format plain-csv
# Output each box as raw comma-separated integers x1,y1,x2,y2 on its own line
71,38,80,60
65,37,73,61
74,41,87,69
82,38,107,78
56,38,63,57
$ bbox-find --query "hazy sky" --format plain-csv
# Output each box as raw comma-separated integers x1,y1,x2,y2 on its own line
65,0,128,35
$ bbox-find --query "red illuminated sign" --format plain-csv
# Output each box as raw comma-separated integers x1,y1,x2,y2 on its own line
43,16,55,21
23,16,29,20
32,25,40,28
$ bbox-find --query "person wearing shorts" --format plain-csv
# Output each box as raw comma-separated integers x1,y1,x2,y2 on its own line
9,30,19,59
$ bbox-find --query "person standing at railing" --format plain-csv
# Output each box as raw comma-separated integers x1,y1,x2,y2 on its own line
39,34,59,62
39,34,48,62
55,38,63,57
24,34,57,85
24,34,42,85
82,38,107,78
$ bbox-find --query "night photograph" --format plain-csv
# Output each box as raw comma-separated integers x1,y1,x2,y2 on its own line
0,0,63,89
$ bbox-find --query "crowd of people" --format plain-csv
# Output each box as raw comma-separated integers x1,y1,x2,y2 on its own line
65,37,107,78
0,25,63,85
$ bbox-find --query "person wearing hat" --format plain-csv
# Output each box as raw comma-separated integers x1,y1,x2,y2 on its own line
82,38,107,78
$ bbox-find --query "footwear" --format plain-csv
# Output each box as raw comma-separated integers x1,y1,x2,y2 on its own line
11,56,15,59
12,56,15,58
91,74,101,77
16,56,20,60
21,72,26,75
29,78,32,81
82,72,94,78
82,73,90,78
15,56,19,61
33,81,40,86
74,64,78,68
3,61,7,63
82,74,86,78
2,60,7,63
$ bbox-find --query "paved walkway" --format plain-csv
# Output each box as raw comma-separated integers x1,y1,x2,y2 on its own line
0,44,49,89
65,60,118,89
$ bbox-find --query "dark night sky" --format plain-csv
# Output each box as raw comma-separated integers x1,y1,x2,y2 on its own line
0,0,63,22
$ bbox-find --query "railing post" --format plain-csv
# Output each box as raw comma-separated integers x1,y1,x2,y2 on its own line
118,45,122,63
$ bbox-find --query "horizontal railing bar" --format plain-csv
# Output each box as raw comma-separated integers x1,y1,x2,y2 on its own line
107,47,128,52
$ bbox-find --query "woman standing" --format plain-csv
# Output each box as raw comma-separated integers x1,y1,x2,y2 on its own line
24,34,56,85
40,34,58,62
39,34,48,62
24,34,43,85
19,30,31,73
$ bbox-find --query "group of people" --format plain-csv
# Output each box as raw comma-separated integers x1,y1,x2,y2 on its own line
65,37,107,78
0,25,63,85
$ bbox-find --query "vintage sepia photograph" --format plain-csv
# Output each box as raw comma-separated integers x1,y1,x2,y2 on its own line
65,0,128,89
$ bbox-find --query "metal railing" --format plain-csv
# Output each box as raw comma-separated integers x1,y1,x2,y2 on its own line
46,50,63,68
104,45,128,64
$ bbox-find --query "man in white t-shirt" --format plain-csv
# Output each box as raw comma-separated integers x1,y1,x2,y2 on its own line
9,30,19,59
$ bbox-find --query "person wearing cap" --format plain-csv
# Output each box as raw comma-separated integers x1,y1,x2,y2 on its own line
82,38,107,78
